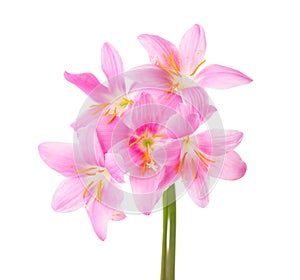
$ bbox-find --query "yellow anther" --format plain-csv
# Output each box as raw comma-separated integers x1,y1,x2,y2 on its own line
176,152,188,174
119,97,134,108
189,59,206,76
89,103,110,108
129,136,144,147
169,51,181,73
83,180,94,198
194,149,214,163
106,107,117,124
191,159,198,179
145,127,149,138
96,181,103,202
75,167,97,174
103,108,110,116
152,133,166,138
85,173,97,176
157,60,179,76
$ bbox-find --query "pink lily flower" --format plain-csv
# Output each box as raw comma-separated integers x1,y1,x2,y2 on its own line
175,129,246,207
101,92,194,213
38,142,125,240
138,24,252,92
64,42,134,130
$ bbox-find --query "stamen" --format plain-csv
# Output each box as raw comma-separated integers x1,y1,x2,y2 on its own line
145,127,149,138
152,133,166,138
89,103,110,108
91,107,103,116
157,60,179,76
129,136,144,147
176,152,188,174
191,159,198,179
189,59,206,76
144,145,150,164
103,108,110,116
85,173,97,176
96,181,103,202
194,150,209,172
169,52,181,73
123,97,134,105
194,149,214,162
83,180,94,198
75,167,97,174
119,97,134,108
107,107,117,124
146,161,157,171
163,52,181,75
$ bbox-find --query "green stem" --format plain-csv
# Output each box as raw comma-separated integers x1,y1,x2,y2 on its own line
160,184,176,280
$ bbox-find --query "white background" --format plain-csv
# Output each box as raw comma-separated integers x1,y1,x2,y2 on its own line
1,0,299,279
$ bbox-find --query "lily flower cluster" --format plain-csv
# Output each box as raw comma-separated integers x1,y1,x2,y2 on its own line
39,24,252,240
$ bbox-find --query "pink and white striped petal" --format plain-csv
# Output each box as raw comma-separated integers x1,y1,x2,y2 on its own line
51,177,85,212
196,64,253,89
38,142,76,177
138,34,179,71
101,43,126,93
210,151,247,180
64,71,101,95
86,200,124,241
179,24,206,75
196,130,243,156
187,177,209,208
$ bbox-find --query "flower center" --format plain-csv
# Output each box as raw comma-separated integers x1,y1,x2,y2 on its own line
176,137,214,179
74,166,108,202
129,126,166,175
89,97,134,124
156,51,206,93
142,137,154,148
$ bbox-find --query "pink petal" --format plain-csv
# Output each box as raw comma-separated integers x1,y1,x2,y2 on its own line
125,65,170,90
210,151,247,180
187,177,209,208
104,153,125,183
179,24,206,75
196,130,243,156
130,103,175,129
100,179,125,211
138,34,179,71
52,177,85,212
72,108,99,131
75,125,104,167
155,90,183,109
38,142,76,177
130,175,161,214
64,71,100,95
101,43,125,93
108,140,140,176
180,158,195,189
96,115,131,154
196,64,253,89
206,105,217,121
181,86,210,121
161,140,182,166
88,84,111,104
158,166,179,190
86,200,116,241
166,112,195,138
